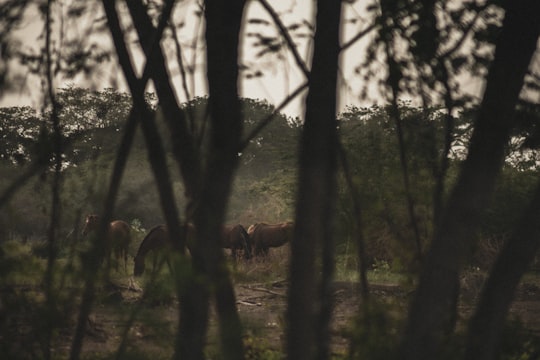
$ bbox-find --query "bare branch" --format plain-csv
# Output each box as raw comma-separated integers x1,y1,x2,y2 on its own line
258,0,310,78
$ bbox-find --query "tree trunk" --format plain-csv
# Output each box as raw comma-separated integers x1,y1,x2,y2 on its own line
71,2,171,358
125,0,201,199
465,179,540,360
191,1,247,359
399,1,540,359
287,1,341,359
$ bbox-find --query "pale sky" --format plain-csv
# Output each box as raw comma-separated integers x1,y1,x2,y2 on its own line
0,0,486,119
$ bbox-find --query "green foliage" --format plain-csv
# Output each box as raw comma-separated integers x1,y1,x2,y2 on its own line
367,260,407,284
0,240,46,285
473,167,540,268
0,87,154,169
57,85,133,131
334,250,359,283
481,168,538,234
336,104,460,268
140,273,176,306
0,106,42,164
498,320,540,360
0,239,83,358
243,335,284,360
3,88,540,359
6,93,538,274
347,301,401,360
181,96,300,173
3,92,538,277
0,91,298,239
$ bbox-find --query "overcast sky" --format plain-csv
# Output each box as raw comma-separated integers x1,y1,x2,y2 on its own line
0,0,486,119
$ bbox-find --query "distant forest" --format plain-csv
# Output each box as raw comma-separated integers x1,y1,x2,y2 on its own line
2,87,539,271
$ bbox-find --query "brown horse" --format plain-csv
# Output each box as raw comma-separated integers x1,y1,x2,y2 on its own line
133,223,196,276
81,214,132,272
221,224,252,260
248,222,294,256
134,223,251,276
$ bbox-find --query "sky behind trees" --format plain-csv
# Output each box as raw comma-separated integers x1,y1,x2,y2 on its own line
0,0,488,118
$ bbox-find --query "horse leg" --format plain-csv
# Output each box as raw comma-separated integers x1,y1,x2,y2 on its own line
255,244,266,258
114,248,121,272
166,256,175,277
242,240,251,260
122,250,126,274
105,247,112,271
152,253,158,274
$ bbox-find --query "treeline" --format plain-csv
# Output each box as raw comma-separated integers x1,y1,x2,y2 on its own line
0,88,299,240
2,88,539,271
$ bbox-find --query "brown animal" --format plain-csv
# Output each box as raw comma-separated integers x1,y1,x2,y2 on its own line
133,223,196,276
247,222,294,256
221,224,252,260
81,214,132,272
134,223,251,276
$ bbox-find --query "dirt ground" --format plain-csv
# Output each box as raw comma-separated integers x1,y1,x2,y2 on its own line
5,244,540,359
60,272,540,359
70,279,389,357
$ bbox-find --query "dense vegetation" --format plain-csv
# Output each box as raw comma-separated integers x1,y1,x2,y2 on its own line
2,84,540,359
3,88,540,359
2,88,539,271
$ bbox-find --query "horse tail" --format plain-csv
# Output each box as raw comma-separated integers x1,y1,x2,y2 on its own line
239,225,252,259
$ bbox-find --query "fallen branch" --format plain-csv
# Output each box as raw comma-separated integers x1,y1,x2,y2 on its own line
236,300,262,306
240,286,286,297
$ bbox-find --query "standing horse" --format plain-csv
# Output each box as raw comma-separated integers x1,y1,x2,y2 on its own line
81,214,132,273
133,223,195,276
221,224,252,260
248,222,294,256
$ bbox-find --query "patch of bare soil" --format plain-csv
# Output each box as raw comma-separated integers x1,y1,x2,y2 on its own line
8,270,540,358
62,279,410,358
90,278,540,357
458,279,540,335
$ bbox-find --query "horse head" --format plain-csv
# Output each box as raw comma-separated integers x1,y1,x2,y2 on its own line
81,214,99,236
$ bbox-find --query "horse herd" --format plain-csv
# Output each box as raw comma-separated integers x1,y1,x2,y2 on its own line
81,214,294,276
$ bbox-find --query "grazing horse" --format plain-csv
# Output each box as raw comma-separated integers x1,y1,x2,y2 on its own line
248,222,294,256
134,223,252,275
133,224,195,276
81,214,132,272
221,224,252,260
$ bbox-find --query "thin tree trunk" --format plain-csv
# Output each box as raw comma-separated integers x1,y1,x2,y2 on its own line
125,0,201,198
118,3,210,359
465,178,540,360
287,1,341,359
42,0,64,358
399,1,540,359
71,2,184,359
337,141,370,302
69,107,138,360
102,0,187,265
191,1,247,359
